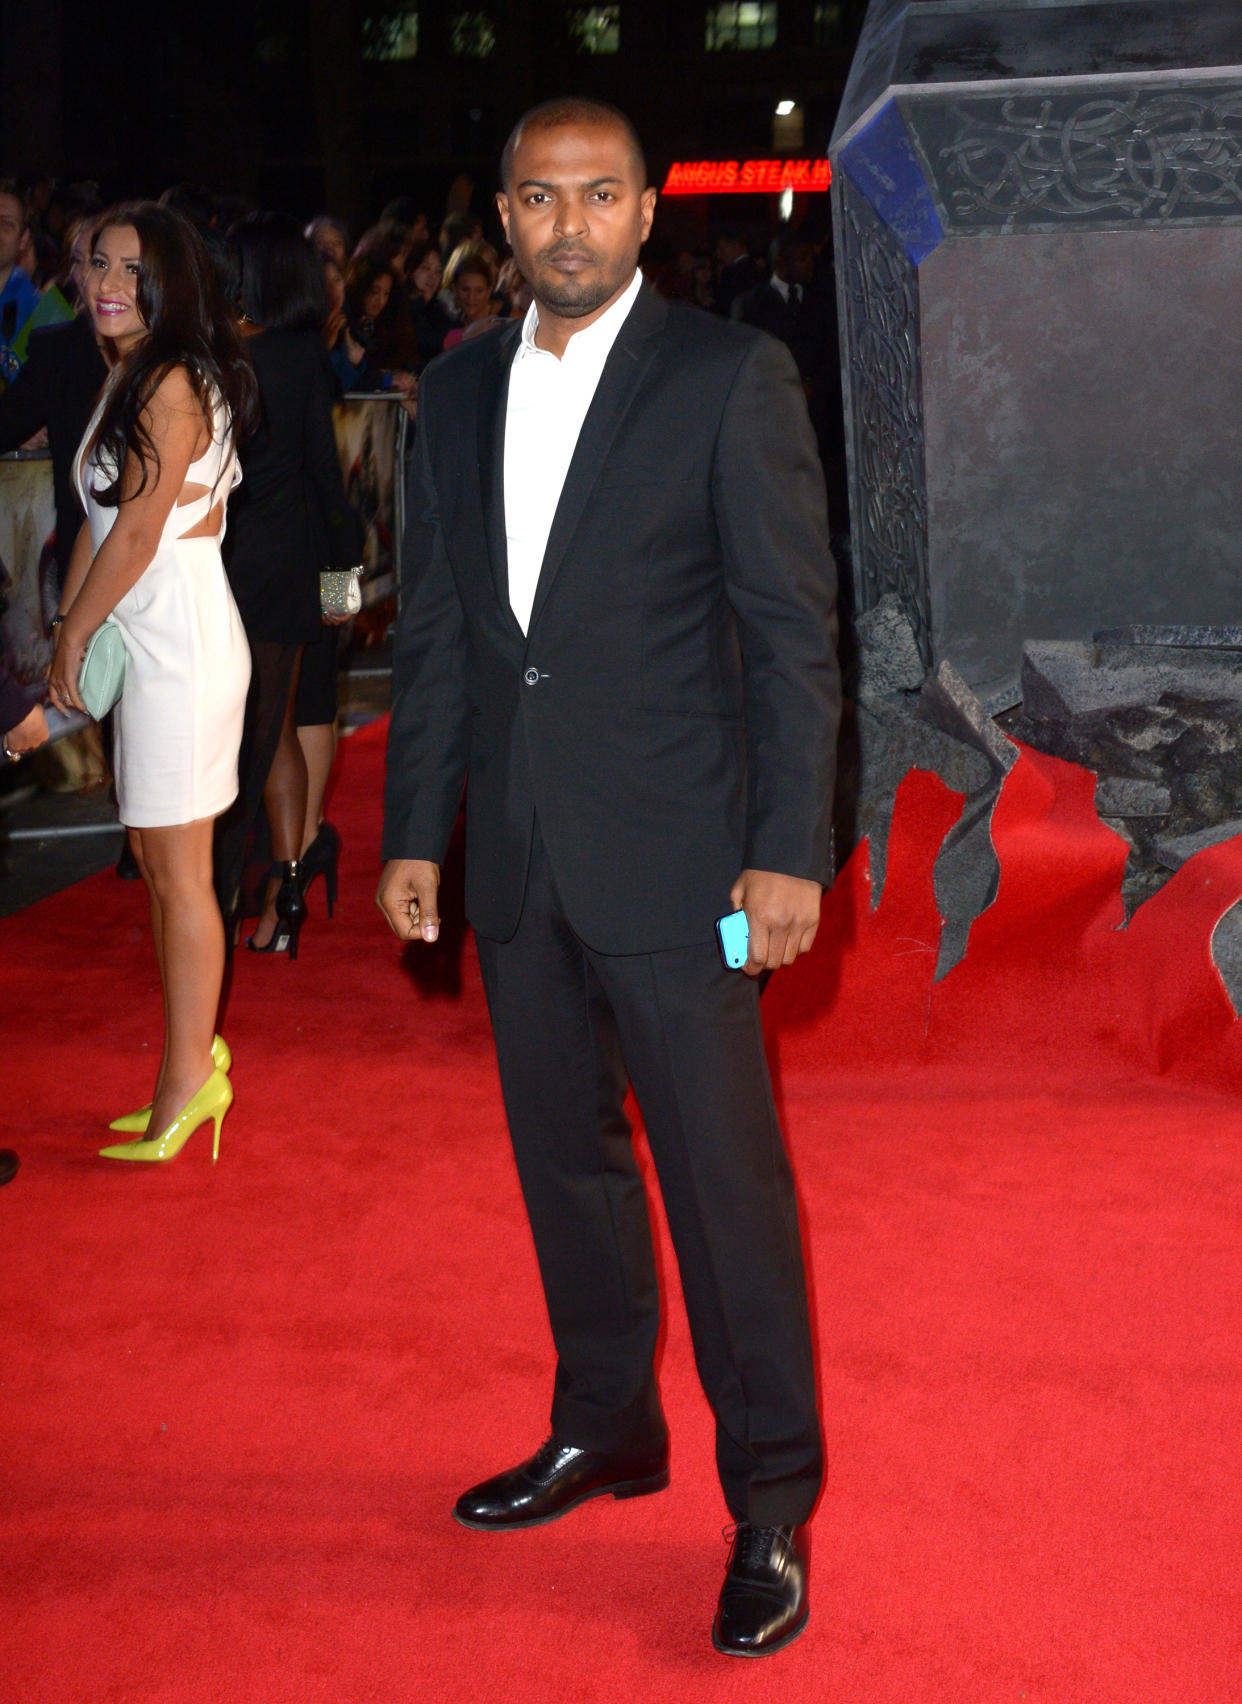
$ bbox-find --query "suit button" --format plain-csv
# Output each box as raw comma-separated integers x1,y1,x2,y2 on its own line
523,667,539,686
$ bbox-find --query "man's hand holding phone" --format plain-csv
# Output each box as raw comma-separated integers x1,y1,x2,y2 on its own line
723,869,822,976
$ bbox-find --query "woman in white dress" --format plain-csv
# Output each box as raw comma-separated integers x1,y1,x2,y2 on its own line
47,203,257,1162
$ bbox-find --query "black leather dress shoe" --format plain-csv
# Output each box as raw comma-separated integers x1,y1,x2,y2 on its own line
0,1150,18,1187
453,1435,670,1531
712,1523,809,1656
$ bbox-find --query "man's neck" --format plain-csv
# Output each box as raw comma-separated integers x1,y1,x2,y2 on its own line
0,263,14,296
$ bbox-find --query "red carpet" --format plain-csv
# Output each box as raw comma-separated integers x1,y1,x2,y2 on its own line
3,722,1241,1702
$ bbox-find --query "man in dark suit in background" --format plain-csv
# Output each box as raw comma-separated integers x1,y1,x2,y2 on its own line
0,269,108,591
378,98,839,1657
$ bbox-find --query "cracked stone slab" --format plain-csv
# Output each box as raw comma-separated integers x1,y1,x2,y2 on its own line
1094,777,1172,818
1094,625,1242,650
919,659,1019,776
1022,641,1242,724
854,592,926,701
1154,820,1242,872
932,780,1004,980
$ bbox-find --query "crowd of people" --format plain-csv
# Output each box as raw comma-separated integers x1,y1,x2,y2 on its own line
0,163,844,1181
0,166,844,1179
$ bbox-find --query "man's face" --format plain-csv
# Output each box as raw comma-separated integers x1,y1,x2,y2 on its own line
0,194,25,272
497,119,655,327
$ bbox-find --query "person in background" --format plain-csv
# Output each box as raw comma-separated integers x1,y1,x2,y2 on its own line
352,219,419,372
438,209,483,266
0,183,39,385
380,198,429,245
712,231,763,319
0,214,109,593
213,213,361,957
321,255,366,392
11,207,100,365
406,239,453,366
305,215,349,270
343,255,394,383
2,665,49,766
342,256,416,396
47,202,257,1164
442,250,499,349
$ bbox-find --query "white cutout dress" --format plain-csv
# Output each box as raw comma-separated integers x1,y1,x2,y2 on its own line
75,379,251,828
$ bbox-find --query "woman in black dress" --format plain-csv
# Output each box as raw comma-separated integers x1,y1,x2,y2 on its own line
215,212,360,955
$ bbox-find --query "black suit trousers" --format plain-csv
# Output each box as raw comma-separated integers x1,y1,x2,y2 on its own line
474,824,823,1526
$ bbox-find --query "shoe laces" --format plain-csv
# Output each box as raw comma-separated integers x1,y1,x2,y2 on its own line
722,1522,795,1572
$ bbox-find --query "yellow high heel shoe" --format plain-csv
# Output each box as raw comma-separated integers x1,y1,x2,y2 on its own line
108,1035,232,1133
100,1068,232,1164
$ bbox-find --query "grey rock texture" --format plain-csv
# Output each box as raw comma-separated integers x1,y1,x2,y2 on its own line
1095,626,1242,650
1154,820,1242,872
918,664,1019,977
1095,777,1172,818
854,594,926,701
838,621,1242,990
920,661,1019,776
1015,639,1242,914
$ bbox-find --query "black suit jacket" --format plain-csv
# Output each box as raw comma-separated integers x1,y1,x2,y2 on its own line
0,314,108,583
382,285,839,955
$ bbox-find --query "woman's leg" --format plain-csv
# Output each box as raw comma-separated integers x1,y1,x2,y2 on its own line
137,817,224,1136
251,650,307,949
297,721,337,855
128,825,172,1100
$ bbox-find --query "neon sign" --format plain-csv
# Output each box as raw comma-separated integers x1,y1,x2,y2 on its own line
661,159,832,195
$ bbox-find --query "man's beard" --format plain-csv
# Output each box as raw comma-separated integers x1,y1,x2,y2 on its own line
529,244,624,318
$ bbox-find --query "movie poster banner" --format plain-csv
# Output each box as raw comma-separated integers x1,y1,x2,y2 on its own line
332,395,408,605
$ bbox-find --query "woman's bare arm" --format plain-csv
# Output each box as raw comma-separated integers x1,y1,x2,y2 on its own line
48,369,209,713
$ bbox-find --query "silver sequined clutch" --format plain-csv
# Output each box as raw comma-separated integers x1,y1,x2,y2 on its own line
320,568,363,618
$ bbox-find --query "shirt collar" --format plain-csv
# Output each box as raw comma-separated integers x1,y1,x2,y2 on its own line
517,269,643,363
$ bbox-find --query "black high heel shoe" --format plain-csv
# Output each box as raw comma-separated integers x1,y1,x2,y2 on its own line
246,859,309,959
300,821,340,918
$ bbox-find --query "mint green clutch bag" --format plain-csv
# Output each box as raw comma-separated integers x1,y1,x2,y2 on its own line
78,619,128,720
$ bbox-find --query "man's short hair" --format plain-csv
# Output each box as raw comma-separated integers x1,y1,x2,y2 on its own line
500,98,647,193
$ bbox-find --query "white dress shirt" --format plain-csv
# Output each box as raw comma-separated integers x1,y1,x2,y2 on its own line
503,270,644,635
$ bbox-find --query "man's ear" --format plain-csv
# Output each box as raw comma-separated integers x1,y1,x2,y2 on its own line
496,193,511,244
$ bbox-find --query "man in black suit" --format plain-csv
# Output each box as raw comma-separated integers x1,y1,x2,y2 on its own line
0,310,108,590
378,98,839,1657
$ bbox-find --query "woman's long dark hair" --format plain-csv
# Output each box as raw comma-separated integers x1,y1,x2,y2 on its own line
232,211,329,334
89,201,258,507
343,254,393,324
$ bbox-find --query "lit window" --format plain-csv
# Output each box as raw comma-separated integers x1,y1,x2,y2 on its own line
568,5,620,53
451,11,496,55
362,11,419,60
812,3,845,46
705,3,777,50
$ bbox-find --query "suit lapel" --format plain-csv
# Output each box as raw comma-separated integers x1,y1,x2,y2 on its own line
526,285,667,635
475,322,524,639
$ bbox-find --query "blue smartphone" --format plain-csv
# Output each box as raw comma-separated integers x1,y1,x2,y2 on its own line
716,909,750,970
